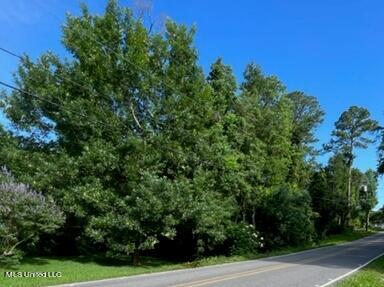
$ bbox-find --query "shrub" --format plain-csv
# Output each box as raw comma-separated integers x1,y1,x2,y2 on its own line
227,223,264,255
0,167,65,265
257,186,315,248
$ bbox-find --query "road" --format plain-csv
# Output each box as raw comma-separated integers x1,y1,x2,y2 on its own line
55,232,384,287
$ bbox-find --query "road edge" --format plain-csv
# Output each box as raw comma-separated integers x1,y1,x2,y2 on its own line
48,232,382,287
319,251,384,287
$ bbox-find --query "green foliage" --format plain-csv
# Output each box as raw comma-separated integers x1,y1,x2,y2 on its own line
371,207,384,226
325,106,378,173
357,169,378,230
309,154,356,236
286,91,324,188
257,187,315,248
325,106,378,225
309,168,336,237
286,92,324,146
326,106,378,155
85,174,182,259
309,153,379,237
323,154,350,228
240,63,293,188
207,58,237,114
378,127,384,174
227,223,264,255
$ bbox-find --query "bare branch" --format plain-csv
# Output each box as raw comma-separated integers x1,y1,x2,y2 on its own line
130,103,143,130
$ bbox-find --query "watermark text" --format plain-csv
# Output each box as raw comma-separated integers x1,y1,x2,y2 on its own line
4,271,62,278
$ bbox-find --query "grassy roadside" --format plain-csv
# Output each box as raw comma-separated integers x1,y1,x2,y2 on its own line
336,255,384,287
0,230,375,287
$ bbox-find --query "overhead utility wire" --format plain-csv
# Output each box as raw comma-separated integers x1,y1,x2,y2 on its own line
0,80,120,130
0,46,142,130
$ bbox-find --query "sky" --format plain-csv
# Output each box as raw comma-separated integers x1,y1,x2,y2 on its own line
0,0,383,208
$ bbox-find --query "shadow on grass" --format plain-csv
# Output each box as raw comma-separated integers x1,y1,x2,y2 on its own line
3,230,378,272
32,254,180,268
1,257,51,270
21,257,51,265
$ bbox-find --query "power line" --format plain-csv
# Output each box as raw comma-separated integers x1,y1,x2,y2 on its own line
0,46,144,131
46,5,207,109
0,80,122,131
0,46,105,99
0,4,209,135
72,14,209,129
1,44,156,132
0,80,61,109
0,159,361,206
0,47,21,59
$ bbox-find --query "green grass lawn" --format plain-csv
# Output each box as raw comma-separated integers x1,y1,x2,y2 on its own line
319,229,375,245
0,230,375,287
0,257,189,287
337,255,384,287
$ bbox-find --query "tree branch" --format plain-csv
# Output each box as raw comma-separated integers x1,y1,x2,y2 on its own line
2,234,34,257
130,103,143,130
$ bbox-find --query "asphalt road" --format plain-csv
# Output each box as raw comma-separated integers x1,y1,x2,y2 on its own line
56,232,384,287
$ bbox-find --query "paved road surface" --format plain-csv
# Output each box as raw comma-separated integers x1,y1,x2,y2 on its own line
55,232,384,287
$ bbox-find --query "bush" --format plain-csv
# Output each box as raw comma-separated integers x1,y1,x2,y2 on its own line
227,223,264,255
0,167,65,265
257,186,315,248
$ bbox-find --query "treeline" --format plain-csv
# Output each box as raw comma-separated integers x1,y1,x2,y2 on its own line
0,1,382,265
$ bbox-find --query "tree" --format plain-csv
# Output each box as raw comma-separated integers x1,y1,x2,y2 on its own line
0,125,14,167
378,128,384,174
0,167,64,265
326,154,351,227
1,1,236,262
308,168,333,237
358,169,378,231
207,58,237,115
325,106,378,224
286,91,324,188
371,206,384,227
256,186,315,248
157,22,237,257
206,58,247,223
309,154,350,236
240,65,293,180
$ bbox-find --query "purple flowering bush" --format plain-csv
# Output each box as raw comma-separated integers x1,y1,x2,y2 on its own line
0,167,65,265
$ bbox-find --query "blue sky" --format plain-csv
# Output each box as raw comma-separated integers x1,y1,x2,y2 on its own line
1,0,383,208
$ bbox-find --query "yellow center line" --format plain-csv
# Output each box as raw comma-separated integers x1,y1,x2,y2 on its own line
169,246,358,287
168,264,292,287
187,264,292,287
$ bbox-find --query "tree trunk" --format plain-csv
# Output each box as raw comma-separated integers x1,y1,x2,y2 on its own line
242,199,247,223
347,163,352,226
132,251,141,265
365,210,370,232
252,206,256,228
340,213,346,228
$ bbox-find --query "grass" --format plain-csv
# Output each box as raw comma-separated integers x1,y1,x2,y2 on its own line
0,256,188,287
0,230,375,287
319,229,375,245
337,255,384,287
